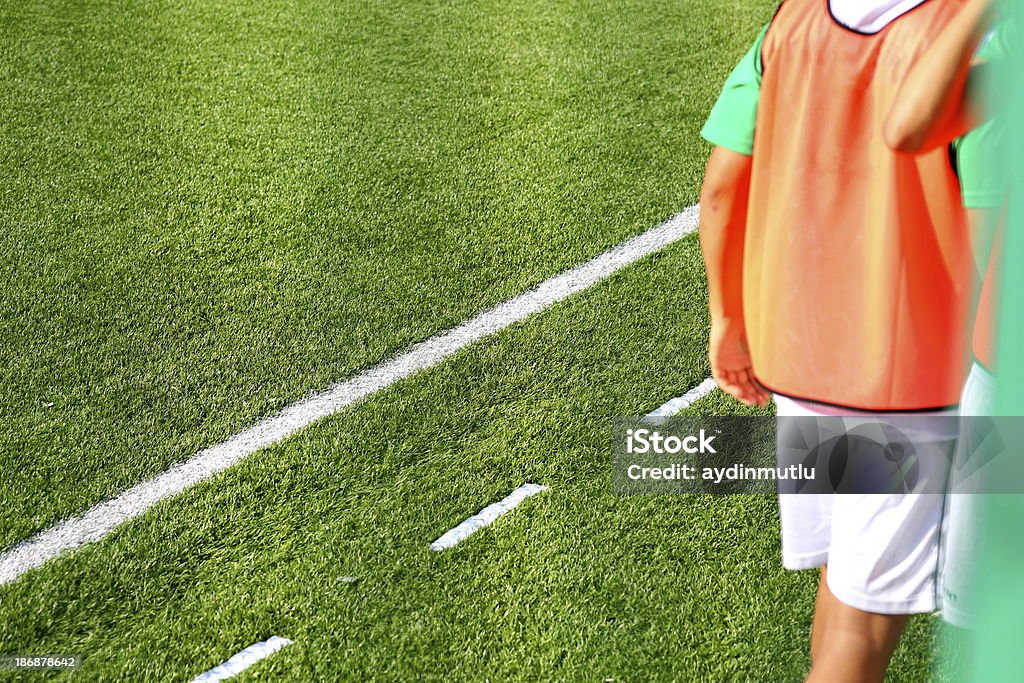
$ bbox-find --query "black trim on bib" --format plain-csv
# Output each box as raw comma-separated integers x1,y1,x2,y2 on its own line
758,378,960,414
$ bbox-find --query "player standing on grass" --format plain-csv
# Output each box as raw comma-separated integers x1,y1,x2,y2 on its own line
698,1,981,681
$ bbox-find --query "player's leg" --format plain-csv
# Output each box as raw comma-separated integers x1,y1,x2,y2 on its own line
809,567,907,680
819,487,952,681
941,361,996,628
935,362,996,677
776,395,955,680
806,586,908,683
809,565,832,666
775,396,836,667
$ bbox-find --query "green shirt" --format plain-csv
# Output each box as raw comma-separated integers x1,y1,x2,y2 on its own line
955,120,1004,210
699,23,770,157
955,25,1010,210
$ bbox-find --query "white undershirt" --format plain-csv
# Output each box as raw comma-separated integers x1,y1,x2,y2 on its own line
829,0,930,33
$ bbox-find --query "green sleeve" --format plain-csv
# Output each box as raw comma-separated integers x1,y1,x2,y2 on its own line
700,23,770,157
955,119,1006,210
955,22,1011,210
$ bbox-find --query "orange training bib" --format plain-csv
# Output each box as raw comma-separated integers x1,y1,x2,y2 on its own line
745,0,973,411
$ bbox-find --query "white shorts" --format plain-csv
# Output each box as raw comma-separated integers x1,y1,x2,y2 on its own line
940,362,995,628
775,394,957,614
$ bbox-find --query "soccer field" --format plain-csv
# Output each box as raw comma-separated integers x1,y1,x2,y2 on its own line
1,0,942,680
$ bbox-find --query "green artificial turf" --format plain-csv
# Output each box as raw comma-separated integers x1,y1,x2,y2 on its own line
0,238,939,681
0,0,774,549
0,0,944,680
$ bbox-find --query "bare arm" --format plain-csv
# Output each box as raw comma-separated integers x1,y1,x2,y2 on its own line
699,146,768,407
883,0,993,153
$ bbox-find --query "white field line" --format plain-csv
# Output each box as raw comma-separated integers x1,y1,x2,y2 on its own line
0,205,699,586
191,636,293,683
430,483,549,551
643,377,717,424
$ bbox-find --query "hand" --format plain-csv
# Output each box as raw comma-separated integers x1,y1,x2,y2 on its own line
709,317,770,407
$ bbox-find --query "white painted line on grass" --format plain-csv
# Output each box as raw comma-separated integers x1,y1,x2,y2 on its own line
0,205,699,586
430,483,549,551
191,636,293,683
643,377,717,424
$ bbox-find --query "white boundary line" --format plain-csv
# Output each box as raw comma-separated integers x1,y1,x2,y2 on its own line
191,636,293,682
643,377,717,424
430,483,548,551
0,205,699,586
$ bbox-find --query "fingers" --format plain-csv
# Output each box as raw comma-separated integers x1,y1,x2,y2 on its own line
738,368,771,406
726,369,760,406
713,367,771,407
713,369,753,405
